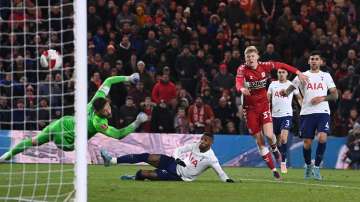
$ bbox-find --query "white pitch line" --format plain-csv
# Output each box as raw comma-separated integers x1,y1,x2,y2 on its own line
240,178,360,190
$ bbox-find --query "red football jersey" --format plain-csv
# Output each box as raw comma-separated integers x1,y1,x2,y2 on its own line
236,61,298,108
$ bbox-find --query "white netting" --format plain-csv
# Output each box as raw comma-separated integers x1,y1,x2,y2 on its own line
0,1,76,201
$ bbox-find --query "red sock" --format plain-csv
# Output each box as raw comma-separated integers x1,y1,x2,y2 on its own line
262,152,275,170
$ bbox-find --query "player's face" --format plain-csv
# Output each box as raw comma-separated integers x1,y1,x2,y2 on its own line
308,55,322,70
100,102,112,118
245,52,259,68
277,69,288,81
199,135,212,151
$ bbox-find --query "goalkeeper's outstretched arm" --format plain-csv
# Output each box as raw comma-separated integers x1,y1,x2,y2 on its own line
98,112,148,140
89,74,139,105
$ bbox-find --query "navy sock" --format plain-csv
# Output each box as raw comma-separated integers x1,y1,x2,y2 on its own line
315,142,326,167
303,147,312,165
135,170,145,180
280,143,287,162
117,153,149,164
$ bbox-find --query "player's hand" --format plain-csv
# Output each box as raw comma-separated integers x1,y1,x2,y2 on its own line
175,158,186,167
226,179,235,183
136,112,148,123
240,88,250,96
129,73,140,84
297,72,309,84
311,96,325,105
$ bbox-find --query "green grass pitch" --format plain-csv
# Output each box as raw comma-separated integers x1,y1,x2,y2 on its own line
0,164,359,202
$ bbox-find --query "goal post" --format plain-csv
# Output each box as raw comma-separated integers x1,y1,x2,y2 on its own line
74,0,88,201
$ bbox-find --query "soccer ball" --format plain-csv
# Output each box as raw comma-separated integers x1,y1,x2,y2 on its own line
40,49,62,70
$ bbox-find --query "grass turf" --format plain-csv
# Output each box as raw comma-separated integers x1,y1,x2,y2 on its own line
0,164,359,202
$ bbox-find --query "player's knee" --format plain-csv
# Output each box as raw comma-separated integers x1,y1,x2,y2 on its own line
135,170,146,181
318,133,327,143
303,139,312,149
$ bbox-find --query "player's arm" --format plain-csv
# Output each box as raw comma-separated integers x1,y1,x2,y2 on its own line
281,76,299,97
95,113,147,139
173,143,194,159
89,74,139,105
267,62,309,83
267,83,273,104
211,160,234,183
172,143,195,167
295,94,303,107
311,87,338,105
310,74,338,105
235,66,250,96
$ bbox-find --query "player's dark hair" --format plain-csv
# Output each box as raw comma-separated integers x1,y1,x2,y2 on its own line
93,97,109,112
203,132,214,140
309,50,322,57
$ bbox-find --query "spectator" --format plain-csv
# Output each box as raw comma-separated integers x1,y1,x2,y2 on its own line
118,96,138,128
89,72,102,99
344,124,360,169
0,95,10,130
214,97,236,129
151,100,174,133
151,73,177,104
12,99,25,130
139,96,155,133
103,44,117,67
175,45,197,96
211,63,235,98
128,81,149,107
187,96,215,133
262,43,281,61
174,107,190,134
38,98,50,130
115,2,136,31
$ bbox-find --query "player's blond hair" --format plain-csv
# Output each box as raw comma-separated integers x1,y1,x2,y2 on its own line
244,46,259,55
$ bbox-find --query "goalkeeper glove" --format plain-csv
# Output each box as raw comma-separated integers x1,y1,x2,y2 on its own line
133,112,148,128
175,158,186,167
226,179,235,183
129,73,140,84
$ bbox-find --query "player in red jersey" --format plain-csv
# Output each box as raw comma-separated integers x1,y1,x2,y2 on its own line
236,46,308,179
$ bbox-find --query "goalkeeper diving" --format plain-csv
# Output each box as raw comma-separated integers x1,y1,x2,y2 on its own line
0,73,148,161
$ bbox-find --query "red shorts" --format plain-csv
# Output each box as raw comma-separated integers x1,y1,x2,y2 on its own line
244,104,272,135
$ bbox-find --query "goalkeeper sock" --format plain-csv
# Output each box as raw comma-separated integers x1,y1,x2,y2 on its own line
4,138,33,160
117,153,149,164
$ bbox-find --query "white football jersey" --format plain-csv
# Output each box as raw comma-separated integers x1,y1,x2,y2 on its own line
268,80,299,117
292,70,336,115
173,142,229,182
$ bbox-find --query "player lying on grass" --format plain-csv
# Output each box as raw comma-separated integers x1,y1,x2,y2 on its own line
100,132,235,183
0,74,148,161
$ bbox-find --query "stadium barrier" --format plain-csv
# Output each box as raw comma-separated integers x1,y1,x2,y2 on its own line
0,130,348,169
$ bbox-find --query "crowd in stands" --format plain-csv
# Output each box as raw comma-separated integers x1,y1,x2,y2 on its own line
0,0,360,137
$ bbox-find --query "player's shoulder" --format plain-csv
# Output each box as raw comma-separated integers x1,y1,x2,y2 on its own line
237,64,246,71
269,80,278,87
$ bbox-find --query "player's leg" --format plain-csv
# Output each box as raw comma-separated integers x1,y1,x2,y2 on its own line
313,113,330,180
300,115,316,179
279,116,291,173
279,128,289,173
260,108,281,163
130,169,182,181
0,122,54,161
254,132,280,179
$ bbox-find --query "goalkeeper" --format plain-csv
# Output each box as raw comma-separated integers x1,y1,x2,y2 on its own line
0,73,148,161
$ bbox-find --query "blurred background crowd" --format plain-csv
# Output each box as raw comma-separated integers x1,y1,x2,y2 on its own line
0,0,360,139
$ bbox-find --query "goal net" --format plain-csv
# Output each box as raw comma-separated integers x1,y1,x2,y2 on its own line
0,1,87,201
